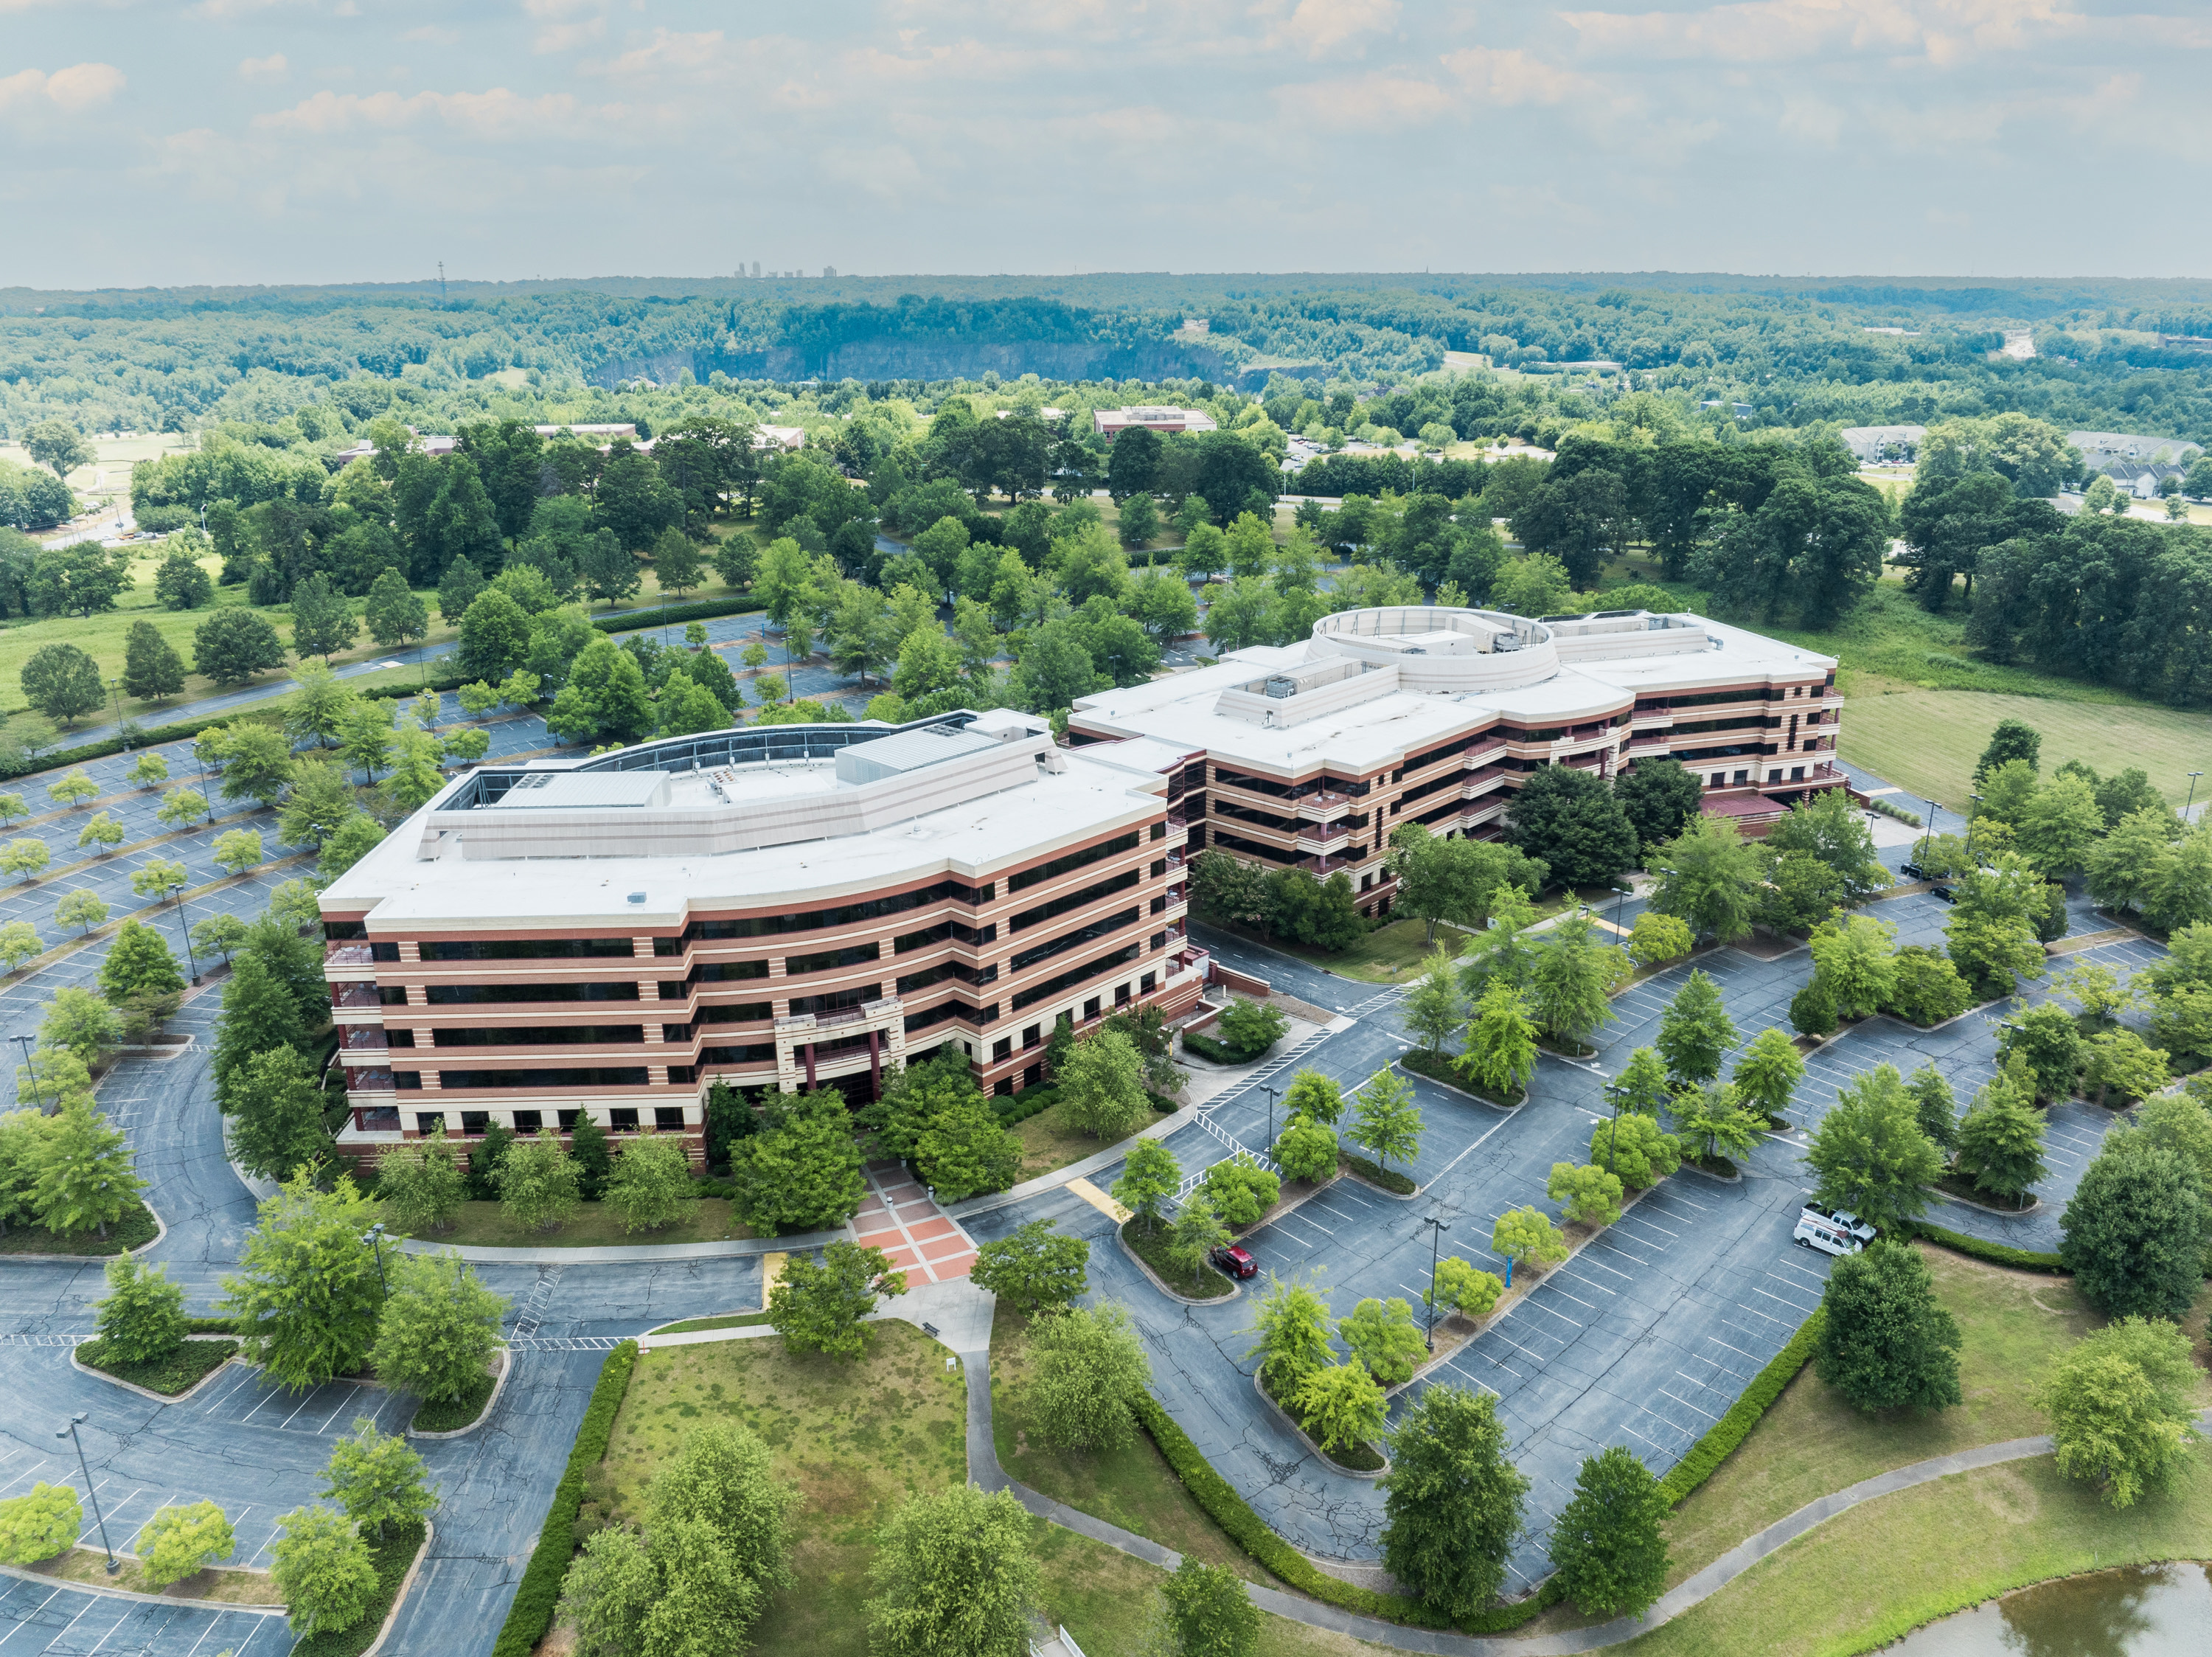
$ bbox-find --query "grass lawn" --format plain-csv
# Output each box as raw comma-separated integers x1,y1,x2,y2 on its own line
649,1310,772,1335
1617,1453,2212,1657
0,1201,159,1256
74,1336,237,1396
1840,686,2212,813
1012,1097,1147,1181
1121,1215,1234,1299
384,1197,750,1248
35,1546,279,1605
989,1303,1270,1585
596,1319,968,1656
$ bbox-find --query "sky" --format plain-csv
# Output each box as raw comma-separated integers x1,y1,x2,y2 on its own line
4,0,2210,291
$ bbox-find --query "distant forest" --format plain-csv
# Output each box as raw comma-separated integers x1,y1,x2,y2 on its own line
4,273,2212,447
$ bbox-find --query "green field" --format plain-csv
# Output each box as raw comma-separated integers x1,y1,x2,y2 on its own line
1842,688,2212,814
380,1196,750,1248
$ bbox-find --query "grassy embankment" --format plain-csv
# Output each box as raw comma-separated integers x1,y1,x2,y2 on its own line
380,1197,749,1249
590,1319,1371,1657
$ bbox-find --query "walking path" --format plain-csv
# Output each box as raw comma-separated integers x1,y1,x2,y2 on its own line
855,1159,978,1282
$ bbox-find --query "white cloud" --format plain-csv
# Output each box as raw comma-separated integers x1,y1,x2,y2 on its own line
1,61,125,113
1440,46,1604,107
1559,0,2085,66
252,86,599,141
237,54,289,82
1266,0,1402,60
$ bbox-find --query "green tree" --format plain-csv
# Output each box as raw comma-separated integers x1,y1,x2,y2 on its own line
120,619,187,701
1763,788,1891,904
1455,978,1539,1102
1526,914,1625,1052
1491,1206,1568,1274
1656,968,1738,1086
1168,1192,1233,1288
0,838,48,885
1550,1445,1670,1618
1731,1025,1804,1122
367,1251,507,1405
971,1219,1089,1316
605,1130,694,1232
1340,1296,1427,1383
1974,717,2040,784
1806,1064,1944,1235
1348,1067,1423,1174
1156,1557,1259,1657
1905,1063,1958,1153
495,1128,582,1232
865,1484,1037,1657
0,920,42,972
2040,1316,2201,1509
1995,1002,2086,1103
25,418,94,478
1503,764,1637,889
41,985,122,1067
46,767,98,809
1615,757,1705,852
228,1044,333,1183
375,1127,466,1234
320,1419,437,1541
364,566,428,651
1111,1137,1180,1233
1200,1153,1280,1225
1247,1272,1335,1390
289,573,358,661
1026,1302,1151,1451
193,608,288,684
1379,1385,1528,1621
1060,1027,1150,1142
1815,1238,1963,1413
74,810,122,855
728,1089,867,1234
1548,1160,1626,1226
156,785,208,832
2059,1130,2210,1320
136,1501,236,1590
30,1097,142,1240
213,722,296,807
768,1238,907,1360
1591,1110,1680,1189
1626,911,1694,967
99,920,183,1010
220,1173,386,1391
0,1484,80,1566
20,642,104,726
1272,1114,1338,1183
2082,1028,2170,1108
1808,912,1899,1020
1402,947,1464,1052
458,588,531,681
1953,1076,2048,1201
1427,1257,1504,1324
1293,1361,1388,1456
271,1505,378,1636
569,1111,613,1199
1648,813,1766,942
212,953,305,1110
93,1253,185,1365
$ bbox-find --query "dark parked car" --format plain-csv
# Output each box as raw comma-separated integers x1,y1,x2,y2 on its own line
1930,884,1956,903
1210,1244,1257,1279
1899,862,1926,880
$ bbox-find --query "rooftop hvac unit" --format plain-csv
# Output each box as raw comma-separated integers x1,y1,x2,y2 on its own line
1263,676,1299,699
1495,633,1523,652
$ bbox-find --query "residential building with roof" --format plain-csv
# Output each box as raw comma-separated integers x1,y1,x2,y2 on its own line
320,709,1206,1169
1067,603,1847,916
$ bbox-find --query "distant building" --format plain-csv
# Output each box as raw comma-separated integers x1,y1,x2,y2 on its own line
1838,425,1926,463
1700,400,1755,420
2070,431,2203,468
535,424,636,441
754,425,807,451
1093,406,1220,441
330,431,456,465
1179,318,1210,334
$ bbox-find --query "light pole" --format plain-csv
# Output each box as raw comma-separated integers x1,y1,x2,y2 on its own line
1966,793,1983,866
1260,1083,1280,1153
15,1032,47,1114
1421,1215,1450,1352
1610,883,1632,948
192,745,215,826
1921,798,1939,868
108,677,125,748
2188,772,2204,824
361,1222,389,1297
167,884,201,987
58,1414,117,1573
1599,1077,1627,1175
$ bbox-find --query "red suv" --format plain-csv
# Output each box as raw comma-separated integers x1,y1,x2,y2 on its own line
1210,1244,1257,1279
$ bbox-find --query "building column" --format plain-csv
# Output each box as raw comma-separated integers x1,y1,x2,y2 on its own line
804,1043,817,1088
869,1029,881,1090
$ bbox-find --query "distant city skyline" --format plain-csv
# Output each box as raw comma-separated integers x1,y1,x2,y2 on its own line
4,0,2209,290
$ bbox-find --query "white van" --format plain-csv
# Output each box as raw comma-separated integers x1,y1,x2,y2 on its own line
1794,1203,1877,1257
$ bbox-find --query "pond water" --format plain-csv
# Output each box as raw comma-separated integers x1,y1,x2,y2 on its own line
1882,1563,2212,1656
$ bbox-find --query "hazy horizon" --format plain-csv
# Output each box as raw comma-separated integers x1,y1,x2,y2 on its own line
6,1,2210,291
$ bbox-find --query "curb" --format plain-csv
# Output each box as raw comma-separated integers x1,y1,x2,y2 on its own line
1342,1166,1422,1203
1252,1368,1389,1481
1393,1057,1523,1113
358,1519,435,1657
0,1197,168,1262
406,1349,509,1439
1676,1159,1743,1186
69,1339,240,1404
1116,1228,1241,1307
1927,1186,2042,1219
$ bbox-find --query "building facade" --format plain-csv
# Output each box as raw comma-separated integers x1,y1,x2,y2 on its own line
321,711,1207,1169
1066,605,1849,918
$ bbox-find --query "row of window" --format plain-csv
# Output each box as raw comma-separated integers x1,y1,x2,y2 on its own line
414,1106,689,1136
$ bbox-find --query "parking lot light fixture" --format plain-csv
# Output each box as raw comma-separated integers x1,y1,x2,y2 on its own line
2188,772,2204,822
361,1222,389,1297
1421,1215,1449,1352
1610,883,1632,944
58,1413,118,1572
1259,1083,1280,1152
15,1032,49,1114
1966,793,1983,865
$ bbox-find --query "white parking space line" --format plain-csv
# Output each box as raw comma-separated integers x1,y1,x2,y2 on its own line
1770,1257,1829,1287
1548,1284,1597,1310
1735,1298,1796,1327
0,1588,63,1651
1592,1239,1650,1267
1522,1298,1583,1330
1705,1334,1767,1364
1657,1386,1722,1421
1615,1211,1681,1238
1659,1188,1713,1211
181,1616,227,1657
1574,1255,1635,1282
1621,1420,1677,1456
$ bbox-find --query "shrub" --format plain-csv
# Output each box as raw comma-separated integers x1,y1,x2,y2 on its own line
1199,1154,1281,1226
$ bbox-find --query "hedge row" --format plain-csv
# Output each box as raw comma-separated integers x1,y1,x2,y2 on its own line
1398,1047,1522,1105
490,1338,640,1657
1129,1393,1444,1628
594,599,763,635
1342,1153,1416,1195
1655,1309,1825,1505
995,1085,1061,1127
184,1315,240,1334
1909,1220,2067,1274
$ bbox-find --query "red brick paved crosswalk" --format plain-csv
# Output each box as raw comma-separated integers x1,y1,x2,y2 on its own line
851,1160,977,1282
